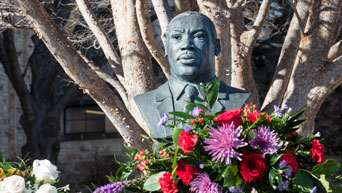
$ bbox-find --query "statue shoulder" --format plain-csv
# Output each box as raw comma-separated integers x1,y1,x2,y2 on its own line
134,81,170,107
218,80,252,105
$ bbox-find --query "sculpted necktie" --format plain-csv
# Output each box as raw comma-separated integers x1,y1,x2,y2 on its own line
184,84,199,103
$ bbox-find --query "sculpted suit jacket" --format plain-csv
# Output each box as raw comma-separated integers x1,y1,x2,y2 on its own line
134,79,251,138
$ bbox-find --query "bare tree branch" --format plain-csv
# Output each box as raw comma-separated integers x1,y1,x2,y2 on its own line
174,0,193,13
16,0,151,150
328,40,342,61
78,51,129,107
262,0,312,111
242,0,272,50
285,0,305,36
0,29,40,158
197,0,231,84
75,0,124,84
151,0,172,43
136,0,170,78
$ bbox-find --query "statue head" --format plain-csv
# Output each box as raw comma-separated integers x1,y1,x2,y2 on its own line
165,12,221,83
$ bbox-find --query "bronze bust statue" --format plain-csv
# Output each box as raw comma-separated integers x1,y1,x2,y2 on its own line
134,12,251,138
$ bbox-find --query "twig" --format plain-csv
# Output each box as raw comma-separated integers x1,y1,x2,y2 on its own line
285,0,305,36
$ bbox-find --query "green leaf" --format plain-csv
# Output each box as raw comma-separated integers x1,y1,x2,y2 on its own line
169,111,192,119
295,170,313,190
3,163,13,171
208,79,220,109
0,152,4,163
140,134,151,139
312,159,341,177
284,119,306,129
172,128,184,147
319,174,332,192
277,173,283,188
143,171,166,191
269,168,275,186
124,144,138,153
270,154,284,165
288,108,305,122
223,165,238,187
185,103,196,112
172,148,179,173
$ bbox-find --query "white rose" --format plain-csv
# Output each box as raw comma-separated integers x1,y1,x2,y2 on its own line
0,175,26,193
36,184,57,193
32,160,59,184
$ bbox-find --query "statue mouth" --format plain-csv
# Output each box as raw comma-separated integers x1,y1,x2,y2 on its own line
178,52,199,64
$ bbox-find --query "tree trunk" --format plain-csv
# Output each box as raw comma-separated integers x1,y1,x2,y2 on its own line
16,0,152,150
282,0,342,135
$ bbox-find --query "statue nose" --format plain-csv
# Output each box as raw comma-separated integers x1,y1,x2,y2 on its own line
180,37,195,51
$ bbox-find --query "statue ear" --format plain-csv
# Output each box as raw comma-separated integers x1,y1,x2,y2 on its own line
215,39,221,56
164,41,168,57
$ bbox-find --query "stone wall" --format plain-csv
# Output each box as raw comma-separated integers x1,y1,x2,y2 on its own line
57,138,127,192
0,29,32,159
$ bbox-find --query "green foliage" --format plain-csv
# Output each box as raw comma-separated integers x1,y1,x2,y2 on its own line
172,127,184,147
269,168,275,186
168,111,193,119
223,165,242,187
312,159,341,177
143,171,166,191
270,154,284,166
294,170,313,192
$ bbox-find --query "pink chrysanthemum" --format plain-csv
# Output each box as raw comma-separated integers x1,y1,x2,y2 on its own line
249,126,281,155
189,172,222,193
204,123,247,165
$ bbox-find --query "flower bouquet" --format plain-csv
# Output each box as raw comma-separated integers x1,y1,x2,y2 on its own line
96,80,342,193
0,153,69,193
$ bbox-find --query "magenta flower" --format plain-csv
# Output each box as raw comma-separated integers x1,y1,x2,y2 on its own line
204,123,247,165
190,172,222,193
249,126,281,155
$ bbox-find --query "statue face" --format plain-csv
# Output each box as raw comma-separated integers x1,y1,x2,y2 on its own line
166,15,219,83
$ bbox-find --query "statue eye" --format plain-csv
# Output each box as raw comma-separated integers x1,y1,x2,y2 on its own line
171,34,182,40
194,32,207,40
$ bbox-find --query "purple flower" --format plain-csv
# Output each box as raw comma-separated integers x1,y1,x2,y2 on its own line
229,186,242,193
192,106,201,117
199,164,204,169
285,167,293,177
278,180,289,191
279,160,287,168
157,113,168,127
93,181,130,193
315,132,321,138
249,126,281,155
273,105,282,118
190,173,222,193
204,123,247,165
310,186,317,193
184,125,191,132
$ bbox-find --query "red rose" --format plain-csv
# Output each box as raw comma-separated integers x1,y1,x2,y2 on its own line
240,151,267,183
158,172,178,193
279,152,298,174
312,139,326,164
176,160,200,185
179,131,198,154
215,108,242,128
